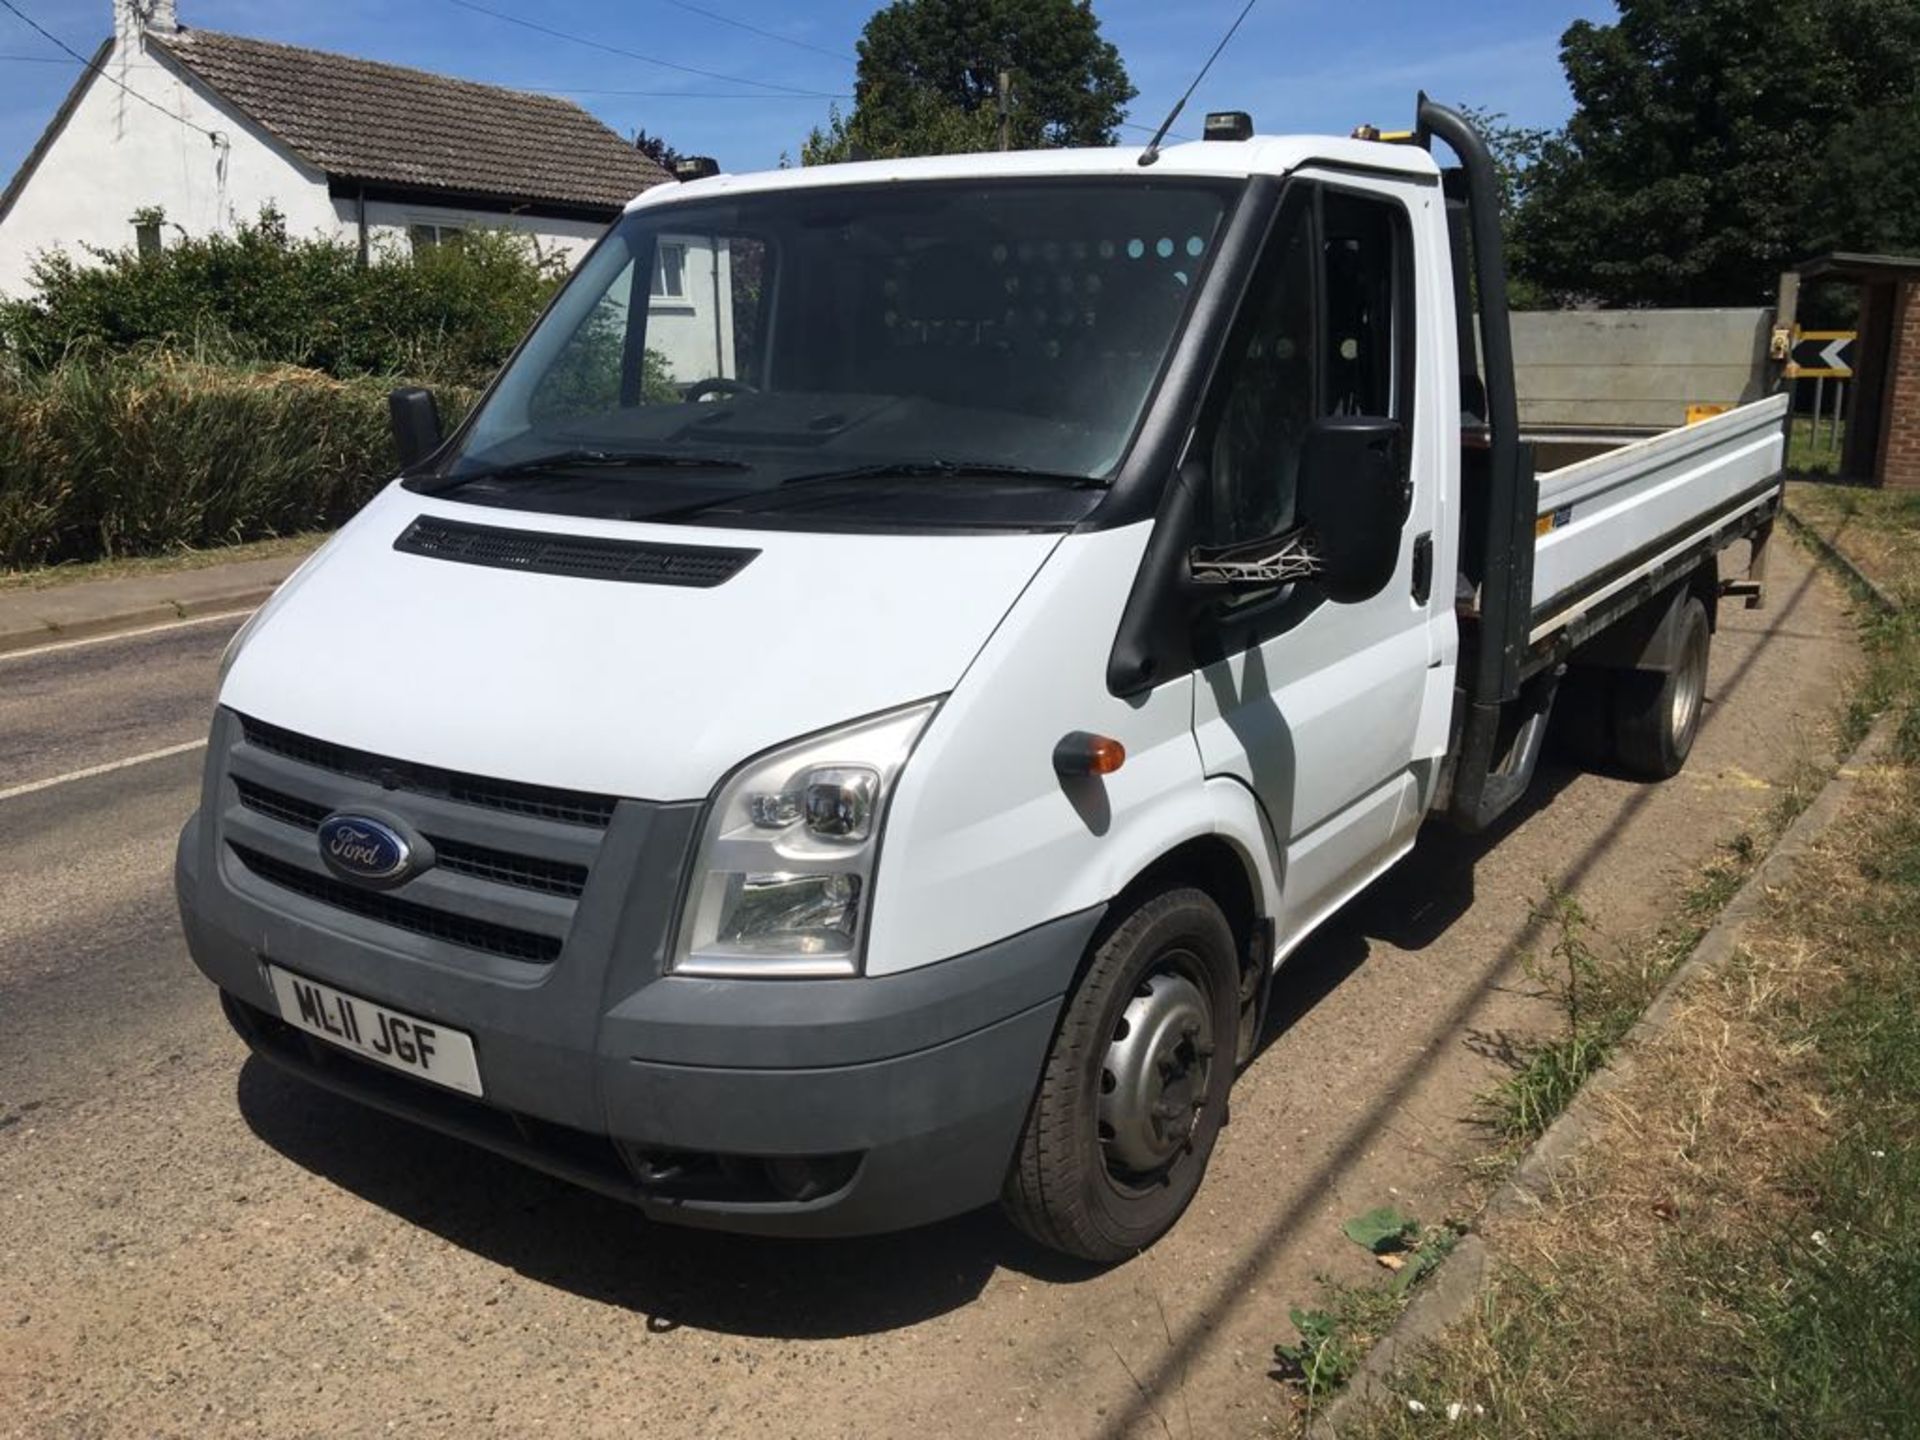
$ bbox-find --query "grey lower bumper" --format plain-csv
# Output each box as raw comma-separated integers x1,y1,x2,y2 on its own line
178,808,1101,1237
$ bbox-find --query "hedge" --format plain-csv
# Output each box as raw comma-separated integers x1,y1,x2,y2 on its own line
0,209,565,387
0,350,473,569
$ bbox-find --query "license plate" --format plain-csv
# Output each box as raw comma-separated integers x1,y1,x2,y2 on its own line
266,965,483,1097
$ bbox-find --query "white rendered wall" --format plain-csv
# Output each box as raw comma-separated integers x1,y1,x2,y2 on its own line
0,35,337,296
354,198,610,273
645,233,733,385
0,32,627,297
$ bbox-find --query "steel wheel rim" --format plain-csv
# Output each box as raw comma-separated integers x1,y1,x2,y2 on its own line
1097,955,1216,1183
1671,627,1707,745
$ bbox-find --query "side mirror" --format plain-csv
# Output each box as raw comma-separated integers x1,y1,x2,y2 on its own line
1184,415,1410,605
388,387,443,470
1295,414,1410,603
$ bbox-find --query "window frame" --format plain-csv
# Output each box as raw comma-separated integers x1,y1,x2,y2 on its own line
408,221,466,256
649,240,689,302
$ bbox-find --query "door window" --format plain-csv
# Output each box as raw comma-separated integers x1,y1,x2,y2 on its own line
1202,189,1316,547
1198,183,1414,549
1321,190,1411,422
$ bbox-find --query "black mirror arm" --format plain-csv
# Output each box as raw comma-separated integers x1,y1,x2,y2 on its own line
389,387,444,472
1107,458,1212,696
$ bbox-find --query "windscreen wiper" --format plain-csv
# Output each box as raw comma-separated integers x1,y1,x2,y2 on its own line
774,459,1102,490
417,448,749,495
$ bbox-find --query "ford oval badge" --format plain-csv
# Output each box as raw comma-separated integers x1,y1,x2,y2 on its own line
317,813,413,885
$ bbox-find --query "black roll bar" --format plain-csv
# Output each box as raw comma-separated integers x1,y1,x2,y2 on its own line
1415,93,1535,707
1416,95,1546,830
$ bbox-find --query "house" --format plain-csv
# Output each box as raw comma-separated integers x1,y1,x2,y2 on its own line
0,0,691,317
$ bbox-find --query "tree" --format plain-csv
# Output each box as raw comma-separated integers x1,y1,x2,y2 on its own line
802,95,995,166
634,129,683,172
1512,0,1920,307
803,0,1135,163
1455,105,1552,309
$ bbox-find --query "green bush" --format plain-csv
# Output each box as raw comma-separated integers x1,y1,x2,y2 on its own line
0,208,566,387
0,349,474,568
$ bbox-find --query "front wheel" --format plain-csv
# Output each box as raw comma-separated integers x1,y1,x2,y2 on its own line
1001,887,1239,1262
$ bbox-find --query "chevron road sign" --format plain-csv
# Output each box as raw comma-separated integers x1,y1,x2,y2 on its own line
1789,330,1857,378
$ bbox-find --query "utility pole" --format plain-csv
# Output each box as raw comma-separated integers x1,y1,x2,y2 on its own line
997,69,1012,151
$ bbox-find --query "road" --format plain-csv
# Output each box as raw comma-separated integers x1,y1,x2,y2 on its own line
0,539,1856,1439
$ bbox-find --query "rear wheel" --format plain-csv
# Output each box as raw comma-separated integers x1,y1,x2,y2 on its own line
1001,887,1238,1263
1612,596,1711,779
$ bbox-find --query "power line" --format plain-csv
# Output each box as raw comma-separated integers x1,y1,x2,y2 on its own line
541,86,844,100
439,0,844,99
0,0,227,145
660,1,851,63
0,50,78,61
1118,119,1193,143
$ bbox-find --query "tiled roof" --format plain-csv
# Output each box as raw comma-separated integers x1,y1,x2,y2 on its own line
153,28,670,212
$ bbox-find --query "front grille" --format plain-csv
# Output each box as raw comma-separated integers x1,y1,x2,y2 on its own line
231,845,562,962
234,776,327,829
429,839,588,899
234,777,589,899
238,714,616,828
394,515,758,589
223,711,610,966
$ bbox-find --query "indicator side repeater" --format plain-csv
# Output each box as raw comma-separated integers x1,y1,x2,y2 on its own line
1053,732,1126,777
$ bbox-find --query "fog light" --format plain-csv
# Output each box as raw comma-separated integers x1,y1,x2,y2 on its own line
761,1152,861,1202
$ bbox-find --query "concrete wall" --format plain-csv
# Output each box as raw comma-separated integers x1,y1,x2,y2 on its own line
0,32,615,295
1511,307,1774,434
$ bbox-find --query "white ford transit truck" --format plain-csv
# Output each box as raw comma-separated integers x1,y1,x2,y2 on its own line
176,100,1786,1261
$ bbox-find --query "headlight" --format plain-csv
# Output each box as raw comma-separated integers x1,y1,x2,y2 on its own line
673,699,940,977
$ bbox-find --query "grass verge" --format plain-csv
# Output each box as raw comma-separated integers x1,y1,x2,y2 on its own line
1269,758,1828,1433
1785,415,1846,476
1329,508,1920,1437
0,531,327,592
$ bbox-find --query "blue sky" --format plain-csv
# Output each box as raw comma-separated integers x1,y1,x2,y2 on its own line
2,0,1616,187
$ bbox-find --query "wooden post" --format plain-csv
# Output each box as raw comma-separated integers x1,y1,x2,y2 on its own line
998,70,1012,151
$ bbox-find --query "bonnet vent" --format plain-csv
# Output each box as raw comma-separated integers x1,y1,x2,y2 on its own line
394,516,758,588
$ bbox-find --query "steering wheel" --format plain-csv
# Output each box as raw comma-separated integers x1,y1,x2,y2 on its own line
683,376,758,403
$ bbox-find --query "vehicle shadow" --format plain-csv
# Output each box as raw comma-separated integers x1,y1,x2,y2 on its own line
1249,753,1582,1060
235,1055,1097,1340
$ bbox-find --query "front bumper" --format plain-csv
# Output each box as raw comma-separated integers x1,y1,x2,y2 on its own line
177,742,1100,1236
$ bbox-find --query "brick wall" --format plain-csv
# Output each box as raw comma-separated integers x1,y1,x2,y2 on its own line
1885,278,1920,489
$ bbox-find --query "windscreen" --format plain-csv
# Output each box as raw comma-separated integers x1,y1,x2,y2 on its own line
445,178,1238,514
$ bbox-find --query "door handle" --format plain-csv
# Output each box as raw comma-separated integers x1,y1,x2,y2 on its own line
1411,531,1434,605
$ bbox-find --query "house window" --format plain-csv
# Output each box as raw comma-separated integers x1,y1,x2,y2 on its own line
650,242,687,299
135,220,162,257
410,223,465,255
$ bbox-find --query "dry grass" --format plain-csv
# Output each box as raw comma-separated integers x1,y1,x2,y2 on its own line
1325,500,1920,1438
1337,730,1920,1438
1786,481,1920,604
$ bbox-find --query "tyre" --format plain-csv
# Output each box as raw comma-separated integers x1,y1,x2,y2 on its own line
1001,887,1239,1263
1612,595,1710,779
1551,666,1614,768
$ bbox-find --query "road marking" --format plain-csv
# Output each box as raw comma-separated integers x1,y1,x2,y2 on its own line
0,608,255,664
0,739,207,802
